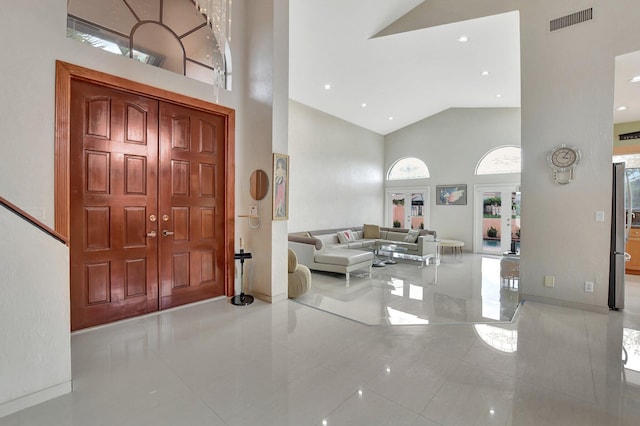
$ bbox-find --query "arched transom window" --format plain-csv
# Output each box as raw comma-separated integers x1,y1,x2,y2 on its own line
388,157,430,180
476,146,521,175
67,0,232,90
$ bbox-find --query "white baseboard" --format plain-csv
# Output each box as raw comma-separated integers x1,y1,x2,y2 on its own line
522,294,610,314
252,290,288,304
0,381,71,419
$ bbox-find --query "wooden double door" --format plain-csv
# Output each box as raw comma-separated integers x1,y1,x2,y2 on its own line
70,80,226,330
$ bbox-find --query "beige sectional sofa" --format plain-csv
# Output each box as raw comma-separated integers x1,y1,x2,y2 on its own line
288,225,438,283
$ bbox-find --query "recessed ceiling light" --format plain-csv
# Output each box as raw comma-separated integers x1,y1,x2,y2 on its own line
457,36,469,43
631,75,640,83
361,103,367,108
617,106,628,111
324,83,332,90
481,70,490,76
388,116,394,120
496,94,502,98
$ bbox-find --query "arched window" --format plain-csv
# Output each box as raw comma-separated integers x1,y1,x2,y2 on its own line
476,146,521,175
387,157,430,180
67,0,232,90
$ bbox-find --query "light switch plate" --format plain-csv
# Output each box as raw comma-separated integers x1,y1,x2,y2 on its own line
595,211,605,222
544,275,555,288
585,281,594,292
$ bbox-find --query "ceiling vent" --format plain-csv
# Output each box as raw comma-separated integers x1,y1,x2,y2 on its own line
550,8,593,32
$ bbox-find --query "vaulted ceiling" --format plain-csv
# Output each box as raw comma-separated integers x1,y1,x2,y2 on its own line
289,1,640,136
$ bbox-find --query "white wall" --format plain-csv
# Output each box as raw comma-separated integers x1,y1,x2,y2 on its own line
0,0,285,414
0,210,70,416
517,1,640,310
239,0,290,302
288,100,385,231
384,108,521,247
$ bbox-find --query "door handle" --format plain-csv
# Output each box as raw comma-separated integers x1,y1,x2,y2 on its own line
146,231,157,238
162,230,174,237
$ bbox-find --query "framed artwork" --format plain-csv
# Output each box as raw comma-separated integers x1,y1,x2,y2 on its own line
436,184,467,205
272,153,289,220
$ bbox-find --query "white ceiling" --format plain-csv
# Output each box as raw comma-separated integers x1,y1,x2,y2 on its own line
614,51,640,125
289,1,640,136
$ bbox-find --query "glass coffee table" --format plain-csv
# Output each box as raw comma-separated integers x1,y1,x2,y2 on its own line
366,246,389,267
377,244,433,268
377,244,406,264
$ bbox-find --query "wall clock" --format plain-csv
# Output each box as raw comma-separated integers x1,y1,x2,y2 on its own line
546,144,581,184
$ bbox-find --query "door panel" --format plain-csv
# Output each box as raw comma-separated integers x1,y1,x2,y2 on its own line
70,80,159,331
158,103,226,309
474,186,520,254
386,188,429,230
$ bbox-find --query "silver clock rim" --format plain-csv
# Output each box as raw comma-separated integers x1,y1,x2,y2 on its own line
546,145,581,172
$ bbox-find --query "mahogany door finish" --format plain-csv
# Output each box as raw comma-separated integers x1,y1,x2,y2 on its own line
158,102,226,309
70,80,160,330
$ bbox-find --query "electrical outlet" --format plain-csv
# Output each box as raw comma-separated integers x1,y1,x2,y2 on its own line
249,206,258,216
585,281,594,293
544,275,555,288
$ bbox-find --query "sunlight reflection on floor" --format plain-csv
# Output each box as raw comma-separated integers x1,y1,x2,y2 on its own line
293,253,520,326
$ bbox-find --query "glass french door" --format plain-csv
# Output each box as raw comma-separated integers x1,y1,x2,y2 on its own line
385,188,430,230
474,185,520,254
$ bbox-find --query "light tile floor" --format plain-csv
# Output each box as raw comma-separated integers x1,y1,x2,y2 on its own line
294,254,519,325
2,257,640,425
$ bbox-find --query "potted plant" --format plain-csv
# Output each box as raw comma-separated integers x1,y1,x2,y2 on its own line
487,226,498,238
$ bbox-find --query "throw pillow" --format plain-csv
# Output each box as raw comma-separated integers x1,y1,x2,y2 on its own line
337,230,356,243
403,229,420,243
363,224,380,239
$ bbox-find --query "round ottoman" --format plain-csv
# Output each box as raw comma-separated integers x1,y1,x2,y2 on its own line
288,249,311,298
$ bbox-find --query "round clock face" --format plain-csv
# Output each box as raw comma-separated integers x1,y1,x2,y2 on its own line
548,146,580,171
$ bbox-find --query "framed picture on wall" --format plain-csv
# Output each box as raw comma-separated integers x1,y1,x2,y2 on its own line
436,184,467,205
273,153,289,220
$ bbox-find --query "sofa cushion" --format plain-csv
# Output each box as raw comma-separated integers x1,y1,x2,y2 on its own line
316,233,339,247
403,229,420,243
315,250,373,266
346,241,364,248
386,231,407,242
363,224,380,239
337,230,357,243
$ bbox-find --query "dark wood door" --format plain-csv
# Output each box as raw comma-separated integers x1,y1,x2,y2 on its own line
158,102,226,309
70,80,160,330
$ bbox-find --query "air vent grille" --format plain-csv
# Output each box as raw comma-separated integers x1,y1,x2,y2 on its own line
550,8,593,32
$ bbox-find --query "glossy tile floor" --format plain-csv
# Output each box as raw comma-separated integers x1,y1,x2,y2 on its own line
3,268,640,425
294,254,520,325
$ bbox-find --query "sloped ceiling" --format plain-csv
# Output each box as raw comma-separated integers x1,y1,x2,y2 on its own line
289,0,521,135
290,1,640,135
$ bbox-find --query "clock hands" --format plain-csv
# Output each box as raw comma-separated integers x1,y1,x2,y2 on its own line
547,145,581,184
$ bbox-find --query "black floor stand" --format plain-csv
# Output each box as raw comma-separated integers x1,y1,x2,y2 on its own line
231,249,254,306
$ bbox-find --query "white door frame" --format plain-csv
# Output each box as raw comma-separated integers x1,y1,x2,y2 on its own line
384,187,431,229
473,184,520,253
